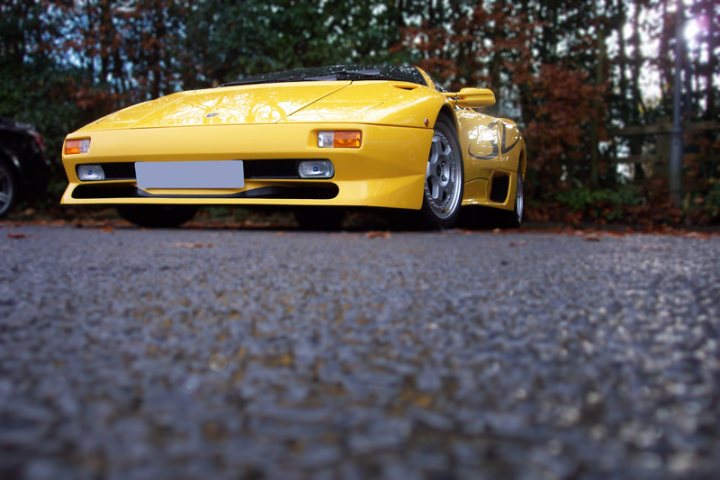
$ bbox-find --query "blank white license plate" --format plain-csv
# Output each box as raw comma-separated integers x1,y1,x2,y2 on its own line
135,161,244,189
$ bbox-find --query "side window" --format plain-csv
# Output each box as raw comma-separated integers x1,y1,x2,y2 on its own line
416,67,440,90
431,77,447,93
425,73,446,93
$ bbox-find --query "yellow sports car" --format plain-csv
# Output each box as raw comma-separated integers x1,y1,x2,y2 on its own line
61,65,526,229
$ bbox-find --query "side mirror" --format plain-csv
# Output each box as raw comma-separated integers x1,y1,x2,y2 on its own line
444,88,496,108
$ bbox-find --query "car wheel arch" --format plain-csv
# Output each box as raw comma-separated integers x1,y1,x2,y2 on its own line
432,105,459,132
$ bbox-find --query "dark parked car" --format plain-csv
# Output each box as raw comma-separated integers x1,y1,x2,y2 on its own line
0,118,51,217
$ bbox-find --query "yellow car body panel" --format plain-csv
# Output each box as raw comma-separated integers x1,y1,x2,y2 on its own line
61,67,526,213
455,109,526,210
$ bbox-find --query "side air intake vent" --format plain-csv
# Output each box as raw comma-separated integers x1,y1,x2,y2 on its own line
490,174,509,203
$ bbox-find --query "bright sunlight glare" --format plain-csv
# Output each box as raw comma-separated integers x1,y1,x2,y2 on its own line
684,18,701,44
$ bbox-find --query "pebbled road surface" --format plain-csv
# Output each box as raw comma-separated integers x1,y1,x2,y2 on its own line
0,225,719,479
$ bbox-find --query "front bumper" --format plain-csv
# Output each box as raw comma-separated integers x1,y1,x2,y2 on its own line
61,123,433,210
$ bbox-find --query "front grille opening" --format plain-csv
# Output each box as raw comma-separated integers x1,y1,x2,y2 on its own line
490,174,509,203
81,160,330,181
101,163,136,179
71,183,339,200
245,160,301,179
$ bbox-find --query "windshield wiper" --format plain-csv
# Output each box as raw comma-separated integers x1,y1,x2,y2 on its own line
221,68,392,87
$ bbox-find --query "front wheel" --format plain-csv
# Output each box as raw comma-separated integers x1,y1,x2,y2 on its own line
116,205,199,228
418,116,464,229
0,162,18,218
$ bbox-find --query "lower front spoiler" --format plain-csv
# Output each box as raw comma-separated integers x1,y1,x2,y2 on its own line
61,174,426,209
70,183,339,200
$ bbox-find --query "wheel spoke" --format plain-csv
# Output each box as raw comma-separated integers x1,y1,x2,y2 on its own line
431,178,440,199
442,143,452,158
429,137,441,165
445,171,454,191
0,192,8,205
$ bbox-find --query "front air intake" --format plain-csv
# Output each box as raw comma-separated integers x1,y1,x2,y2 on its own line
490,174,510,203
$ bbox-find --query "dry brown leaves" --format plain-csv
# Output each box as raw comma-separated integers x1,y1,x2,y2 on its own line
366,231,392,239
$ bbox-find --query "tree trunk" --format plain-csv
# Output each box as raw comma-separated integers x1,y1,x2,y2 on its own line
704,0,717,119
629,1,645,182
590,8,606,187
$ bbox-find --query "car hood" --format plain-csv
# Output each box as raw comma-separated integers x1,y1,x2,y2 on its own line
77,80,441,132
283,80,439,128
83,81,351,131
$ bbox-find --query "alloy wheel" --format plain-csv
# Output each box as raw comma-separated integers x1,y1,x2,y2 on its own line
425,131,461,220
515,169,524,224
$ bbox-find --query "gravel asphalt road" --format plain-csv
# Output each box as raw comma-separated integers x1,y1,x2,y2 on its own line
0,224,718,480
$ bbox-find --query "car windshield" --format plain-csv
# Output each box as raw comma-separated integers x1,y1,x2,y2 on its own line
222,64,427,87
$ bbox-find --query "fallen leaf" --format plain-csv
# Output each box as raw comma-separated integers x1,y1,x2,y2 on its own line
366,231,391,239
171,242,213,249
685,232,710,240
6,233,28,239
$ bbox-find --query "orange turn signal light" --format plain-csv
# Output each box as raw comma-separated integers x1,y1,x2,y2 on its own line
64,138,91,155
333,130,362,148
317,130,362,148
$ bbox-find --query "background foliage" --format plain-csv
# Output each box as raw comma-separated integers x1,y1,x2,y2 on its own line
1,0,718,225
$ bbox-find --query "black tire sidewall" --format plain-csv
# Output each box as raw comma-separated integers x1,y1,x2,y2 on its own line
0,161,18,218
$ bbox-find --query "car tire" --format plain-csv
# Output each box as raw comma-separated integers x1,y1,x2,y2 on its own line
294,208,344,230
116,205,199,228
498,164,524,228
418,115,464,229
0,161,18,218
